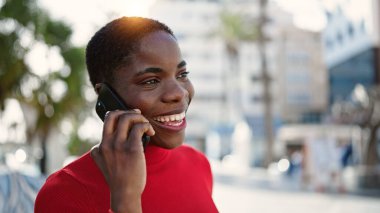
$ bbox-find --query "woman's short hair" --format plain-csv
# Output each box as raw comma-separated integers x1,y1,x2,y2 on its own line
86,16,174,87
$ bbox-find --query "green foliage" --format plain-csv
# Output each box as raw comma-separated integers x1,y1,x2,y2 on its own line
0,0,36,26
217,8,259,60
67,131,93,156
219,10,259,42
0,0,90,158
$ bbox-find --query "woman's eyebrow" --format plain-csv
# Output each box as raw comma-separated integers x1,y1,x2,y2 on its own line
135,60,187,77
178,60,186,68
135,67,162,76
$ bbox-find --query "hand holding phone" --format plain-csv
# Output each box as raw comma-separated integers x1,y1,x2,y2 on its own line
92,83,153,212
95,83,150,147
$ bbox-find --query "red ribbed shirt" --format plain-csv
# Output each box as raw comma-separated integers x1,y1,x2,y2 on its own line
34,144,218,213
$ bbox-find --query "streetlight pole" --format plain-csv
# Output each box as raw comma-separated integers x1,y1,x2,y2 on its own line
257,0,274,167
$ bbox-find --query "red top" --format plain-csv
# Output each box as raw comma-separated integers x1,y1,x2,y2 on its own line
34,144,218,213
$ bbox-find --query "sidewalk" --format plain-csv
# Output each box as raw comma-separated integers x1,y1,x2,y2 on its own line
210,160,380,213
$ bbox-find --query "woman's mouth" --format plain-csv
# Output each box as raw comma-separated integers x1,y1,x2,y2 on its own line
152,112,186,128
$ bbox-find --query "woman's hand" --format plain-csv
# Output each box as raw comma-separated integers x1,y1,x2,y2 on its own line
91,109,155,213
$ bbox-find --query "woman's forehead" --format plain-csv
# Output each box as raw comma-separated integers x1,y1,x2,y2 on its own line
138,31,179,53
133,32,182,66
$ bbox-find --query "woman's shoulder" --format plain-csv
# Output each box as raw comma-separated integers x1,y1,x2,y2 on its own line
35,151,108,211
39,152,94,192
38,151,106,196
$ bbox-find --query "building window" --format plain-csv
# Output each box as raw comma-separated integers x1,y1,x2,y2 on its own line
325,11,332,22
348,22,354,37
336,32,343,45
287,94,310,104
325,38,334,50
360,20,366,32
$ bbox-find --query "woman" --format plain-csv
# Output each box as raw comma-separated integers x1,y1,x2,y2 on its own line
35,17,219,213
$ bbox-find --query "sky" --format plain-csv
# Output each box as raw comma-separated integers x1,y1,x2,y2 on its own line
39,0,156,46
38,0,327,46
275,0,326,31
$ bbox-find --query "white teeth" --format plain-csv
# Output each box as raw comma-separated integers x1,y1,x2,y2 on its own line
153,112,185,123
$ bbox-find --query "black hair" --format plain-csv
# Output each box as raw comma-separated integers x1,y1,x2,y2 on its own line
86,16,174,88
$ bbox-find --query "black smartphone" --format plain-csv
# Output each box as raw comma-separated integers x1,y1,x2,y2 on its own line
95,83,150,146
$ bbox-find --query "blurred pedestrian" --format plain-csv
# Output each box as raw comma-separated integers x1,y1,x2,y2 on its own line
34,16,218,213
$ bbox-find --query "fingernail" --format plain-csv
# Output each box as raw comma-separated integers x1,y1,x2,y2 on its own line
105,111,111,117
133,109,141,113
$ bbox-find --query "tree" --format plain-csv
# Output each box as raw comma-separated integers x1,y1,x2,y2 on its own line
332,84,380,187
351,85,380,167
333,84,380,165
217,6,258,121
218,0,273,167
0,0,87,174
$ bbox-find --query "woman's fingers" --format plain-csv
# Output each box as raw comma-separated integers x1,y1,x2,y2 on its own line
126,122,155,150
101,109,154,152
102,110,126,138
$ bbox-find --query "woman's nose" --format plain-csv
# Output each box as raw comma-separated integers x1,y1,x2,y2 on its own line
161,80,188,103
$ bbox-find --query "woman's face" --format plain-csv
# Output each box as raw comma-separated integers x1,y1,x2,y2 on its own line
112,31,194,149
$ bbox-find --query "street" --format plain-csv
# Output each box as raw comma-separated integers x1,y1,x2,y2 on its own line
211,161,380,213
214,183,380,213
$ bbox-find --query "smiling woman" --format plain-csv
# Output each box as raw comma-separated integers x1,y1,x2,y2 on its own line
35,16,219,213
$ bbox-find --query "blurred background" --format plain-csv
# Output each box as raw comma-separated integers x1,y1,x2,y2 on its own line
0,0,380,212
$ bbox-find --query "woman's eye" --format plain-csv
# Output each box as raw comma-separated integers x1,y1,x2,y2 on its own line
142,79,159,85
177,71,189,79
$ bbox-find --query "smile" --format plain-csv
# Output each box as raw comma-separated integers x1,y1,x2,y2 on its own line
152,112,186,127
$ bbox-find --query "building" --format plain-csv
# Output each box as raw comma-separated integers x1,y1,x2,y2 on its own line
322,0,380,104
277,27,328,123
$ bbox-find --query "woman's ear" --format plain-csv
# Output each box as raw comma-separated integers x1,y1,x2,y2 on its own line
95,83,103,95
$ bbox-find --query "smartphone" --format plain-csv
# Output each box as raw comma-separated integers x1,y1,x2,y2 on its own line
95,83,150,146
